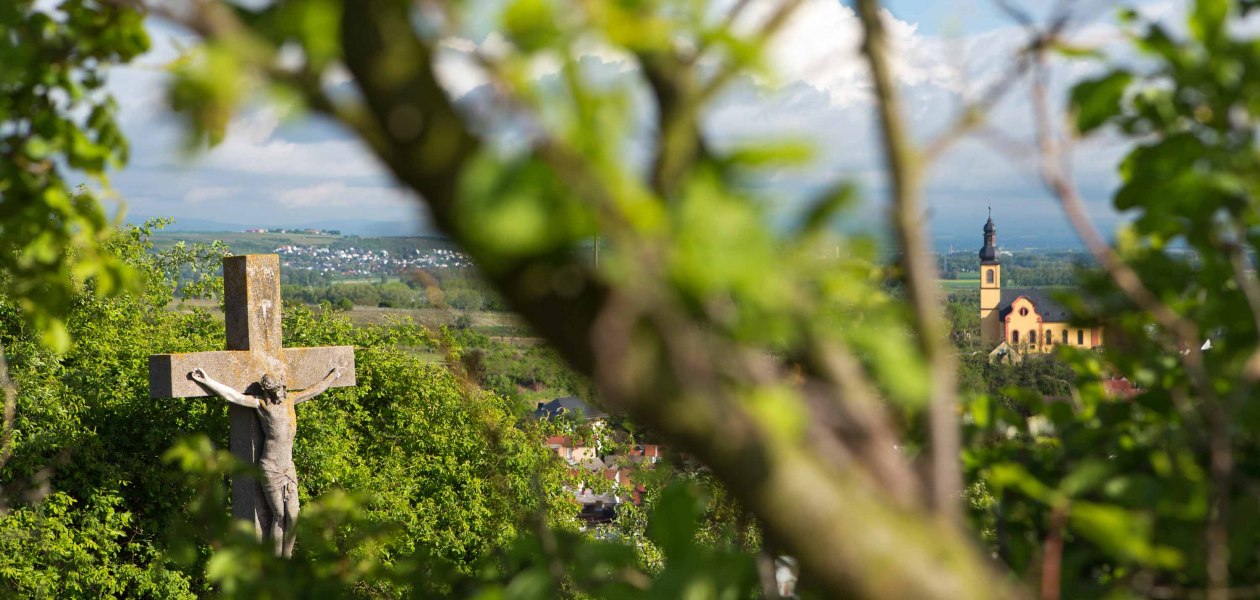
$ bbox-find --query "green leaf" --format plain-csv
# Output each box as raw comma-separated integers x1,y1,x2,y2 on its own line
1058,460,1113,498
986,463,1054,503
1070,70,1132,134
1190,0,1229,44
1069,501,1183,568
799,181,857,235
1051,41,1103,60
503,0,562,53
968,393,992,429
648,484,704,558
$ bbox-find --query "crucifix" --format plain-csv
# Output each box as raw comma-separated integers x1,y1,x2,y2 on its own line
148,254,356,557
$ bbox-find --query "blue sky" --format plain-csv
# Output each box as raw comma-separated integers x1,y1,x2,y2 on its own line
107,0,1167,246
884,0,1010,33
883,1,1128,35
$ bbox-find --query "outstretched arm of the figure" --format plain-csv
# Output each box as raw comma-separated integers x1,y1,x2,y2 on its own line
293,366,342,405
189,368,258,408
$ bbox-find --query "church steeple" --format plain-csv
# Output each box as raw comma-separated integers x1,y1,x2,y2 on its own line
979,207,998,263
978,208,1002,346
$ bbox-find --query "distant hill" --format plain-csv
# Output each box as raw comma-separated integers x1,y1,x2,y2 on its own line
148,230,459,256
127,211,1096,253
125,215,435,237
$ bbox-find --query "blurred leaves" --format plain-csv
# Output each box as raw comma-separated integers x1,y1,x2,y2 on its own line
0,1,147,352
1069,70,1131,134
1009,2,1260,592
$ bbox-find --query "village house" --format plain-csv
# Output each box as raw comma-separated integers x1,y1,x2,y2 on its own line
535,396,658,525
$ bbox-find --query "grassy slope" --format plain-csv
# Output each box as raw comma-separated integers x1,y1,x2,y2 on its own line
174,299,520,329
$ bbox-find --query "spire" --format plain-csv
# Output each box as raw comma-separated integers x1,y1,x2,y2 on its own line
979,210,998,262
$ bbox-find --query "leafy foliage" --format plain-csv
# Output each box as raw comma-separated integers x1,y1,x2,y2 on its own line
0,1,147,351
152,0,1017,596
0,492,192,598
18,0,1260,597
0,224,574,597
449,327,587,408
950,2,1260,596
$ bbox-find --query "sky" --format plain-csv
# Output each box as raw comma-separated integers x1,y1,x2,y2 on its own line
105,0,1176,247
883,0,1013,33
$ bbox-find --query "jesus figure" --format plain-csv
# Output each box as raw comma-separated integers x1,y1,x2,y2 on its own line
189,366,342,557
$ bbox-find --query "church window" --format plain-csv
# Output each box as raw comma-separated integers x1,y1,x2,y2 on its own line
986,269,994,284
1029,330,1037,345
1077,329,1084,345
1062,330,1068,344
1012,330,1019,344
1019,307,1029,317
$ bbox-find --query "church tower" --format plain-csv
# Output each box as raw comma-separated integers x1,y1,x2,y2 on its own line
979,211,1002,346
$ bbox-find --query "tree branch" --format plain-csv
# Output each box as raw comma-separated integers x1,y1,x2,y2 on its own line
1025,40,1230,600
855,0,962,525
160,0,1021,596
0,347,17,498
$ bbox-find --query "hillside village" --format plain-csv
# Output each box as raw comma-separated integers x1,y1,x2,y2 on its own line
536,397,662,525
273,244,474,277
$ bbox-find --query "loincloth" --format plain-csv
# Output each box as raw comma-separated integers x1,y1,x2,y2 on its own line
261,466,298,501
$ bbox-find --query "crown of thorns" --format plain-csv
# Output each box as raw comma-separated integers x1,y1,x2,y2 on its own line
259,374,284,391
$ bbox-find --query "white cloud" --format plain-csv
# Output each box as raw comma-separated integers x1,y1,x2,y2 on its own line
276,182,413,210
104,1,1186,242
276,182,354,208
184,185,240,204
199,134,380,179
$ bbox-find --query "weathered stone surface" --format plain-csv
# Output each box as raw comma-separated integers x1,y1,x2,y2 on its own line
147,253,357,550
224,254,282,354
230,403,266,536
148,347,356,398
223,253,285,538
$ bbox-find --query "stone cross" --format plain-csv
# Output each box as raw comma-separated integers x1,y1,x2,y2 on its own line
148,254,356,541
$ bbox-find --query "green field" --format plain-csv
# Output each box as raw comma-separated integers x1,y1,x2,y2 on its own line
939,279,978,291
173,298,528,339
346,305,523,329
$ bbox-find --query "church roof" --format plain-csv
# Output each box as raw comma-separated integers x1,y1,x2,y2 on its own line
978,214,998,262
998,288,1072,322
534,396,608,421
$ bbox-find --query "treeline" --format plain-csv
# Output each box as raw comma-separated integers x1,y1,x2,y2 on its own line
1001,263,1079,287
281,267,507,311
280,268,337,287
449,327,587,408
940,251,1092,287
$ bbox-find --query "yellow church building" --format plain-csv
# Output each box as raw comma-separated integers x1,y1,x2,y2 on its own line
978,213,1103,356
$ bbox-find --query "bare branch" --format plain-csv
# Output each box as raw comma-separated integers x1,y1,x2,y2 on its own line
855,0,962,525
697,0,804,104
924,0,1080,163
691,0,756,63
1027,50,1203,377
1223,225,1260,382
1024,41,1231,600
1040,502,1070,600
0,348,16,483
155,0,1022,596
994,0,1037,30
808,339,922,502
